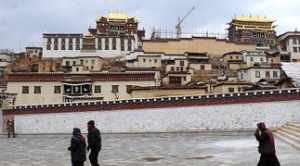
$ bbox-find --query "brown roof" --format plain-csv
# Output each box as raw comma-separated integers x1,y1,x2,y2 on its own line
214,81,253,87
5,72,156,82
128,85,207,92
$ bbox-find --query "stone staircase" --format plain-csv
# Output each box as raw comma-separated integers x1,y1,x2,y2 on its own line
274,122,300,150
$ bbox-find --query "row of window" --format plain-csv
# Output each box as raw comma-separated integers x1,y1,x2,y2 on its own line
65,59,96,66
228,87,243,93
46,38,132,51
142,58,159,63
292,38,300,45
249,57,265,62
293,47,300,53
22,86,61,94
21,85,120,94
255,71,279,78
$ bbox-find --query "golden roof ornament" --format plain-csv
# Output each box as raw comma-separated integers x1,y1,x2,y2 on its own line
233,15,274,23
107,11,129,20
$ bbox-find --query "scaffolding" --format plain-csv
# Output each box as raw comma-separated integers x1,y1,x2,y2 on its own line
151,28,228,40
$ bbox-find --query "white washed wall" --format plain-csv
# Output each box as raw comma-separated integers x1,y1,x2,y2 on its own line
0,109,2,132
14,100,300,134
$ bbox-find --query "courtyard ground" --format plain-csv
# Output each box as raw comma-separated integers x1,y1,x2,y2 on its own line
0,132,299,166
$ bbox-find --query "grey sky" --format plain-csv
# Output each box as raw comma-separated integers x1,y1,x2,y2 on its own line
1,0,300,51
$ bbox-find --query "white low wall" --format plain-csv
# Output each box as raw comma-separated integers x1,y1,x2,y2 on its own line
14,101,300,134
0,109,2,132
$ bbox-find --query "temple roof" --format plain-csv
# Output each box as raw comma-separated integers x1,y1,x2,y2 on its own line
107,11,129,20
232,15,274,23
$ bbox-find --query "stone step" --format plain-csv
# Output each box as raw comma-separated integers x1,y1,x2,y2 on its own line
284,124,300,133
276,130,300,144
280,127,300,138
287,123,300,128
274,132,300,150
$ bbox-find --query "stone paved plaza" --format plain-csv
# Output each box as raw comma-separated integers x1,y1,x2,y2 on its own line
0,132,299,166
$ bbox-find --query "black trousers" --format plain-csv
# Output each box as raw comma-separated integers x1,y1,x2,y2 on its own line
89,148,100,166
72,161,84,166
257,154,280,166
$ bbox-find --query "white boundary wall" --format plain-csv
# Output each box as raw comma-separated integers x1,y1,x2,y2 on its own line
0,109,2,132
14,101,300,134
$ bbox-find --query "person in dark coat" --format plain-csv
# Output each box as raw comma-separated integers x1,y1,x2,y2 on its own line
68,128,87,166
255,122,281,166
87,120,102,166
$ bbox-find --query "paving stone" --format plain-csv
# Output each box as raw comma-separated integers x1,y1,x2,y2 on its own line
0,133,299,166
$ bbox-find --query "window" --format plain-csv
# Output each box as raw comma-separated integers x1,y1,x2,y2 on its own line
34,86,41,94
255,71,260,78
105,38,109,50
69,38,73,50
183,76,186,81
238,87,242,92
91,60,95,65
235,56,239,60
171,67,174,71
128,39,132,51
120,38,125,51
73,61,76,66
61,38,65,50
94,85,101,93
230,56,233,60
75,38,80,50
112,38,116,50
176,67,180,71
47,38,51,50
97,38,102,50
228,88,235,93
260,58,264,62
180,61,185,66
266,71,270,78
112,85,119,93
91,66,94,70
66,61,70,66
273,71,278,78
250,57,254,61
76,67,79,72
149,59,152,62
293,38,297,45
143,59,146,63
293,47,298,53
54,38,58,50
22,86,29,94
54,86,61,94
154,59,158,63
55,63,60,70
200,65,205,70
80,60,84,65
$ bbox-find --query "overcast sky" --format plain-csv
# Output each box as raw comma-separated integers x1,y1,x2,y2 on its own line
1,0,300,51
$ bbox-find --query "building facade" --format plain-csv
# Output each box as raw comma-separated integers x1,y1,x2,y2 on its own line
277,31,300,62
142,37,256,58
43,11,145,58
237,66,282,83
228,15,276,48
5,72,157,106
61,56,104,73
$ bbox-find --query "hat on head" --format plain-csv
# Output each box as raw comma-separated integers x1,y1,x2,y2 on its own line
72,128,81,136
88,120,95,126
257,122,266,130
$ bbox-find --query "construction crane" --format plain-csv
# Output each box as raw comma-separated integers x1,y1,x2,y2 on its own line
176,6,196,38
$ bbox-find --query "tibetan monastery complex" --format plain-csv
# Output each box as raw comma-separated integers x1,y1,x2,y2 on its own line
0,12,300,107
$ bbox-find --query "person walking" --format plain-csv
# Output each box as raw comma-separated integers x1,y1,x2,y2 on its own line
68,128,87,166
7,119,15,138
255,122,281,166
87,120,102,166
